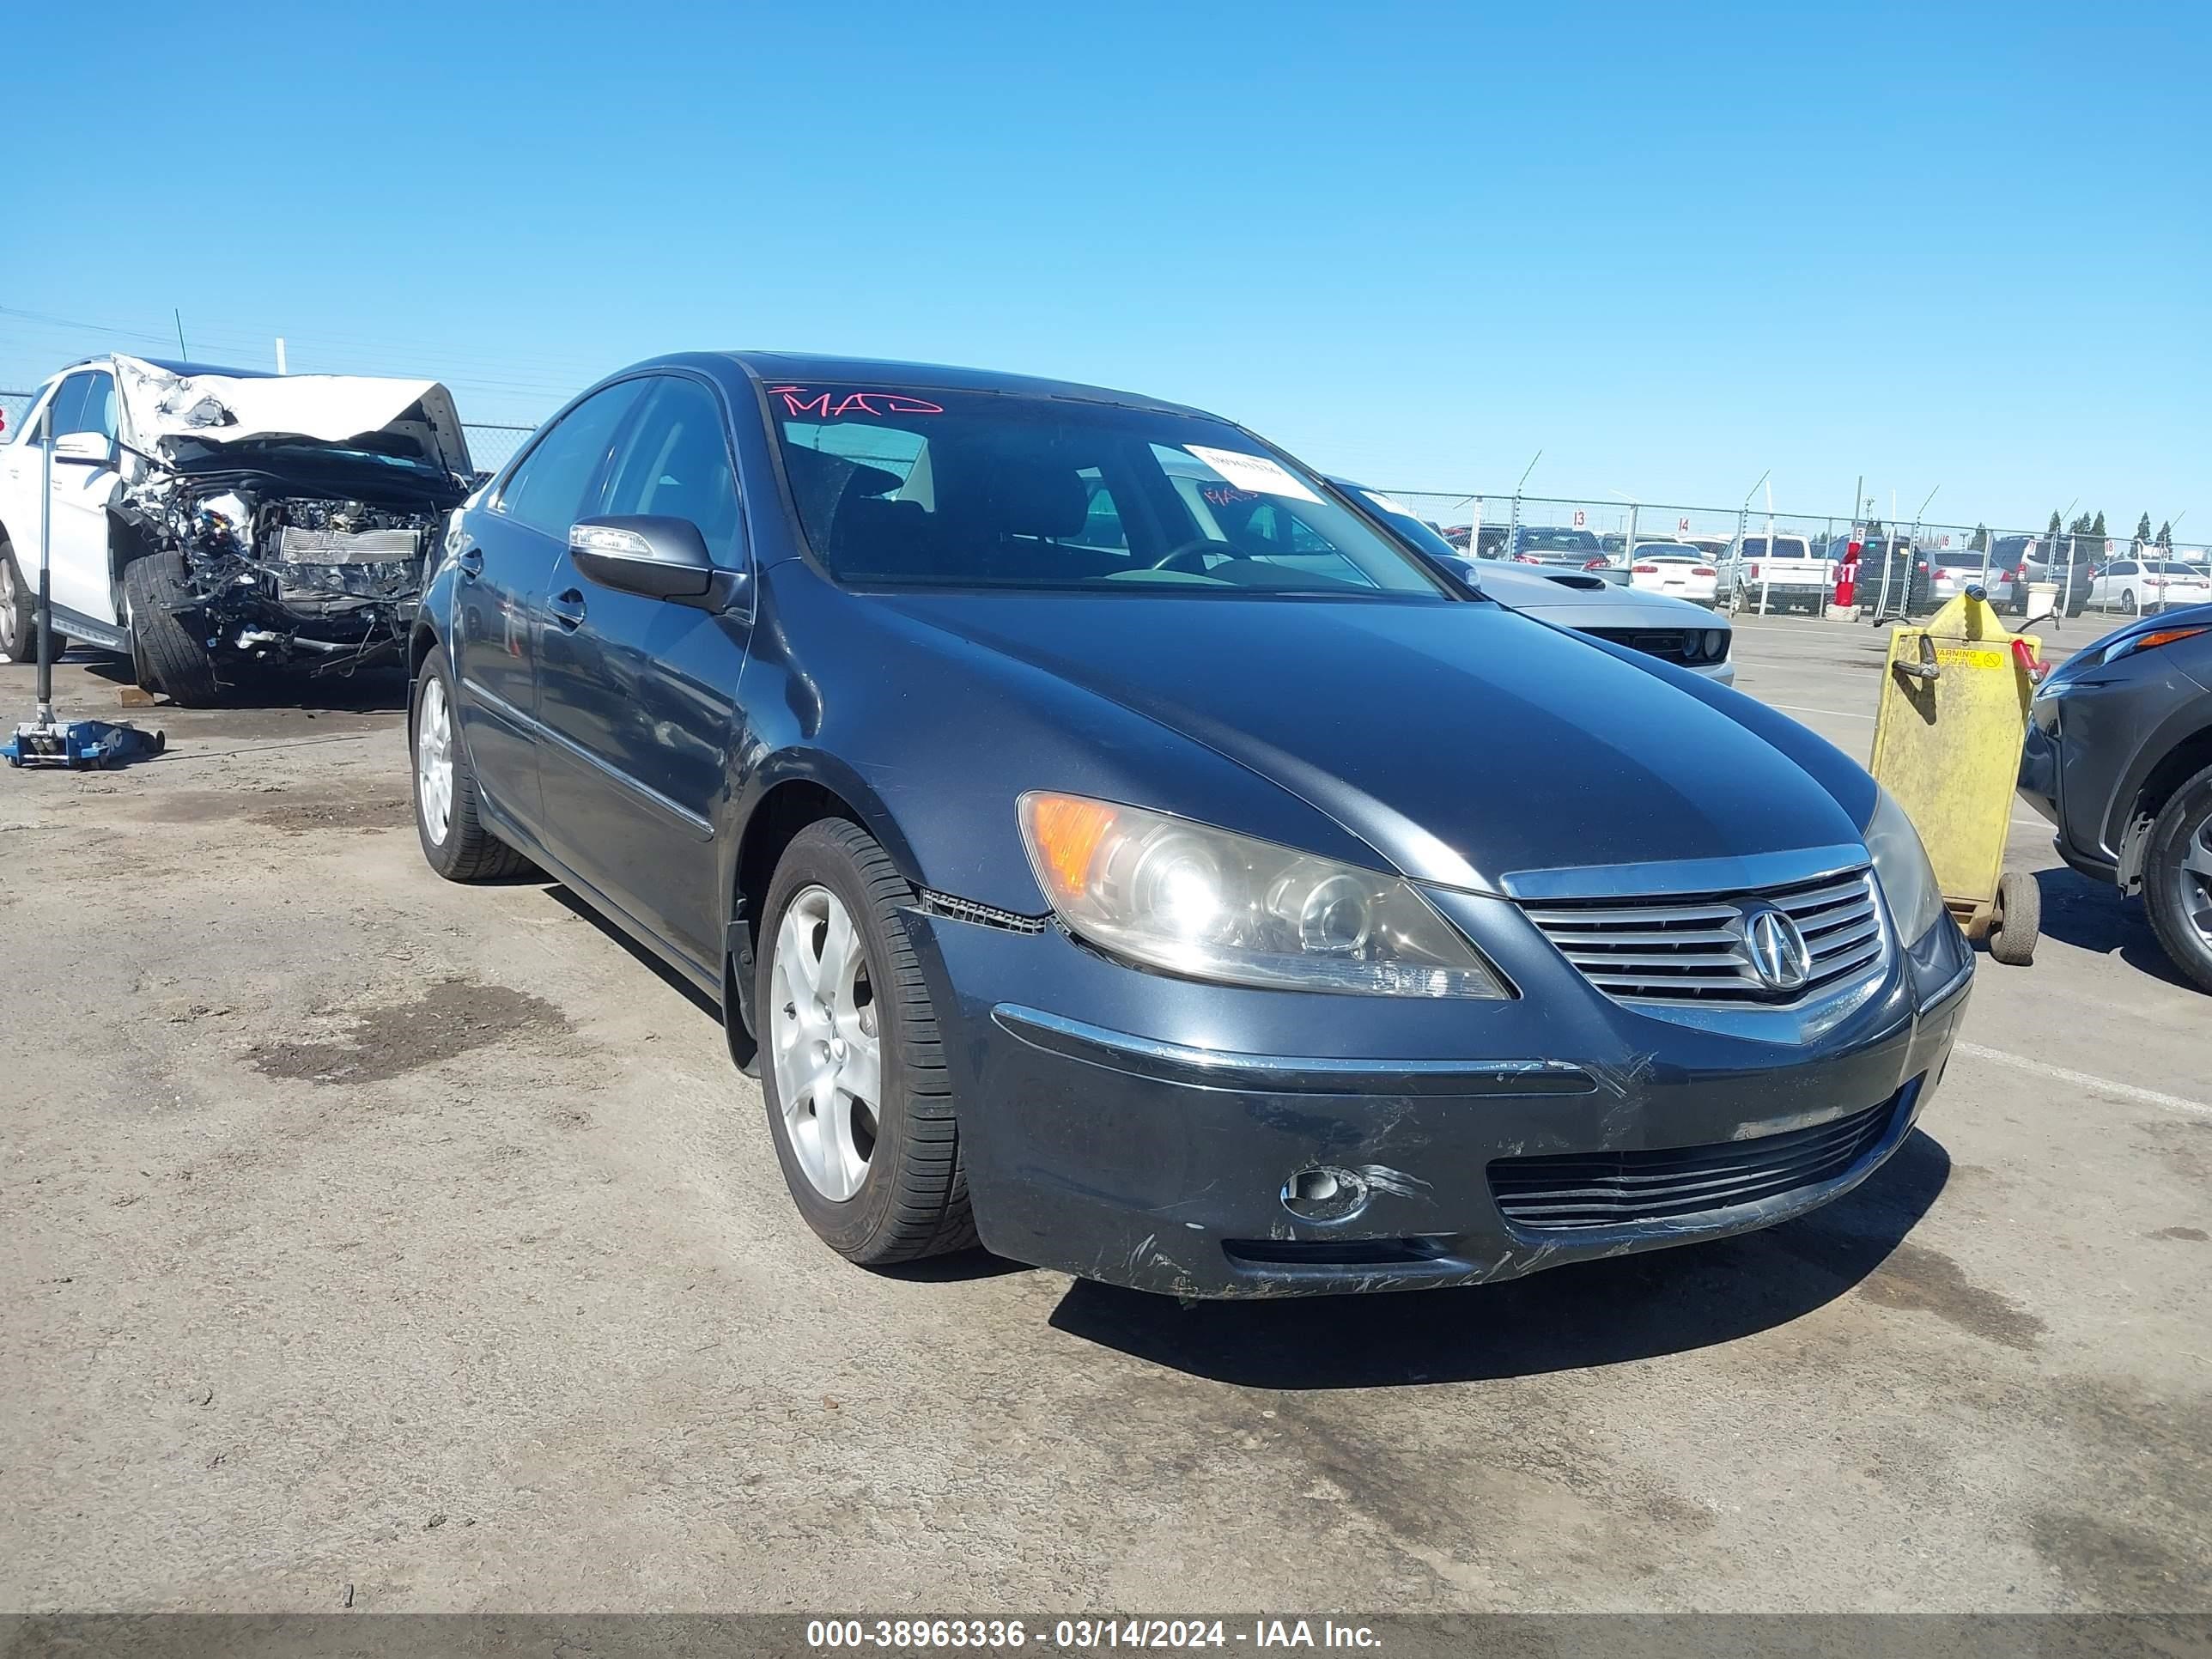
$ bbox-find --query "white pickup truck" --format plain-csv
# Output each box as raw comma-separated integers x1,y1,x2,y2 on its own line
0,355,471,703
1725,532,1833,615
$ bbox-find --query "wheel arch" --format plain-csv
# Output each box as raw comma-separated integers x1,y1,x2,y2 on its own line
2114,718,2212,893
724,752,929,1059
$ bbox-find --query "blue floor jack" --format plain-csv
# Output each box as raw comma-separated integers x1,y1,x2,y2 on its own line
2,402,164,770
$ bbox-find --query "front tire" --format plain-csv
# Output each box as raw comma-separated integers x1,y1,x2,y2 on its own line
757,818,976,1267
2143,763,2212,994
122,552,220,706
409,652,526,882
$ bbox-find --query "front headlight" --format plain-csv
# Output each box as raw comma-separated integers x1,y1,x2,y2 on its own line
1863,785,1945,945
1017,792,1509,998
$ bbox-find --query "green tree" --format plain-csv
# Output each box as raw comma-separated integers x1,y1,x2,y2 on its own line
2136,511,2154,543
2157,520,2174,549
2091,511,2107,544
2046,509,2063,537
1967,523,1990,552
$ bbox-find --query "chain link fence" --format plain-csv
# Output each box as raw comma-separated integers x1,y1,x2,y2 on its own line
1366,487,2210,622
4,383,2204,621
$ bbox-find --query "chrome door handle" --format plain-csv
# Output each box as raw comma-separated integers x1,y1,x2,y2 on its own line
455,547,484,580
548,589,587,630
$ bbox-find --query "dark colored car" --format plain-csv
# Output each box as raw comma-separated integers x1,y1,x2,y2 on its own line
1505,526,1627,586
2018,605,2212,991
407,351,1971,1297
1986,534,2093,618
1830,534,1930,616
1440,523,1509,557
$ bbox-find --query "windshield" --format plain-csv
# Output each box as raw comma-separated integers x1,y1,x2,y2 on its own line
767,385,1444,597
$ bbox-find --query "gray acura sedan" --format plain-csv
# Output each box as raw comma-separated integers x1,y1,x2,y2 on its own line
407,351,1972,1297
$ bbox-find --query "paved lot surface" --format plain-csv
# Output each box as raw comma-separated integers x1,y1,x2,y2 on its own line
3,613,2207,1615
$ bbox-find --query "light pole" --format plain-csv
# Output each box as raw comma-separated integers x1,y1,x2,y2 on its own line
1606,488,1639,564
1736,471,1769,611
1507,449,1541,557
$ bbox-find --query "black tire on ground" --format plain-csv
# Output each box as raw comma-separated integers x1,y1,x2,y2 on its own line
1988,870,2041,967
122,552,220,706
0,536,69,665
757,817,978,1267
409,651,528,883
2142,763,2212,995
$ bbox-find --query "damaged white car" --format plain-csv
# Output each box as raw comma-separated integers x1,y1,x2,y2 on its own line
0,355,471,705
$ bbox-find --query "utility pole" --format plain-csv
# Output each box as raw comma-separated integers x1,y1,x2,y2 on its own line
275,337,288,375
1508,449,1541,557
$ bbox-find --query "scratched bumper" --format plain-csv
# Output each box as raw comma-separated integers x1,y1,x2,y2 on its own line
904,899,1971,1299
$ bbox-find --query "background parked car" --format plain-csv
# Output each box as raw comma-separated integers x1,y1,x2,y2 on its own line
2019,604,2212,992
1830,533,1931,616
1505,526,1627,584
0,354,471,702
1728,533,1829,613
1992,535,2094,618
2089,557,2212,615
1336,486,1735,681
1626,543,1720,605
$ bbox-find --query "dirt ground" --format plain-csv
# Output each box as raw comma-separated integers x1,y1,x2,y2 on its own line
2,623,2207,1615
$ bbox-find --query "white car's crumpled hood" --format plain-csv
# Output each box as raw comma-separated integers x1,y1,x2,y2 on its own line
112,355,471,479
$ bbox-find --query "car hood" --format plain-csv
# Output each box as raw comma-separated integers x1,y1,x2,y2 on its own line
874,591,1864,892
1472,563,1721,631
112,354,471,479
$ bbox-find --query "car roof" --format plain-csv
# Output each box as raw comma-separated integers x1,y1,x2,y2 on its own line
713,350,1212,417
57,355,276,380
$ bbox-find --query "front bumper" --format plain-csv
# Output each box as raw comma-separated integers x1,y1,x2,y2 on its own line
908,892,1972,1298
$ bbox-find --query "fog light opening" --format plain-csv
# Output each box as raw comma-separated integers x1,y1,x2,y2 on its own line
1281,1165,1370,1223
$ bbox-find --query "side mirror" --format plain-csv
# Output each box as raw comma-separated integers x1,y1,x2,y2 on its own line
1441,556,1486,595
568,515,744,611
52,431,114,466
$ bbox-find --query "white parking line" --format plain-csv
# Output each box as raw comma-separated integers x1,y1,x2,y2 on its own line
1763,702,1875,721
1954,1041,2212,1121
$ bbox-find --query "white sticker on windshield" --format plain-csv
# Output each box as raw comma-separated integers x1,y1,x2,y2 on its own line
1183,445,1324,504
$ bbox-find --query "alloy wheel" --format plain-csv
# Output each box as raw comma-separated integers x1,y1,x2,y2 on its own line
415,676,454,845
2179,809,2212,954
769,884,882,1202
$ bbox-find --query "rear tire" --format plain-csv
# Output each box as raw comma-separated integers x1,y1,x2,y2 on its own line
1988,870,2041,967
2142,763,2212,995
122,552,220,706
757,817,977,1267
409,651,527,882
0,536,69,665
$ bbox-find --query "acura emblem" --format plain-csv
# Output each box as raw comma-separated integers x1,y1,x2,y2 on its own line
1740,903,1812,992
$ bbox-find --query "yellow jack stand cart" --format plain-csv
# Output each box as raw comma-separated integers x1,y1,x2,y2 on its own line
1869,588,2045,965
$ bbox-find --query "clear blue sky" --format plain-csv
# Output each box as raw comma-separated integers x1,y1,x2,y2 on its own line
4,0,2204,535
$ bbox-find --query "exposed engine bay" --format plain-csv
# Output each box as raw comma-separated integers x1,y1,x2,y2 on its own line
117,477,453,671
102,356,473,680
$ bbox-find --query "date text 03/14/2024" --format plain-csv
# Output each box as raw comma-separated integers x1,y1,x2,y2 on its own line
805,1620,1382,1651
